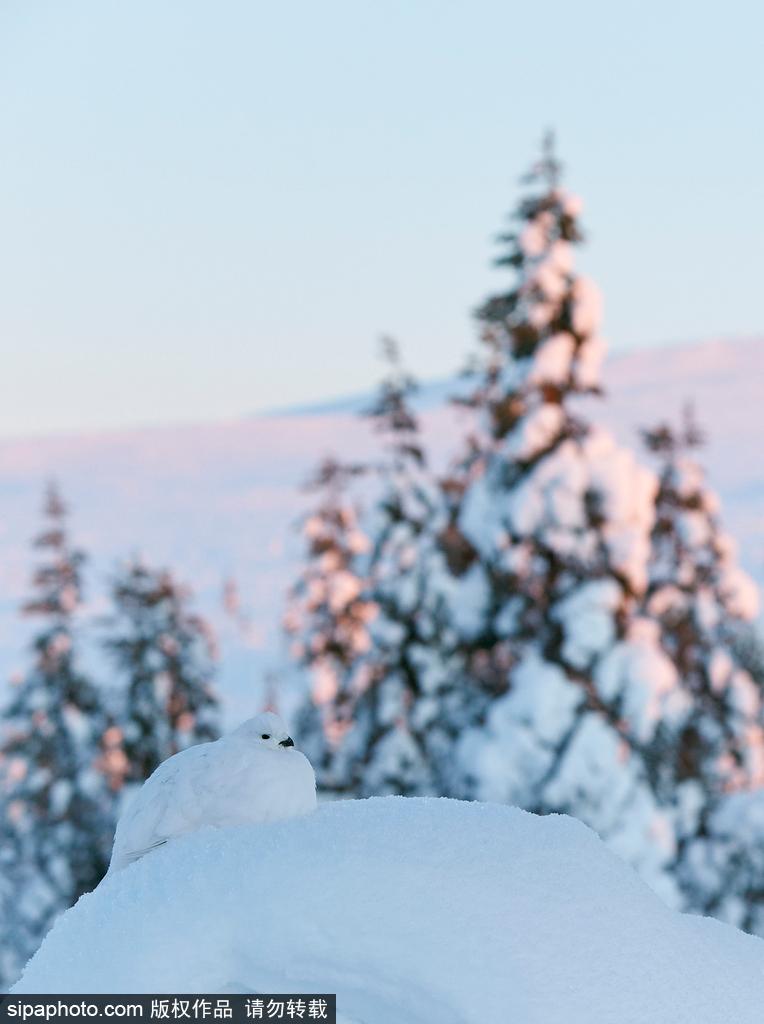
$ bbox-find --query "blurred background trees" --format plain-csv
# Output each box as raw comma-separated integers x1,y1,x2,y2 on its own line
288,138,764,925
0,485,114,984
0,490,219,988
104,560,220,782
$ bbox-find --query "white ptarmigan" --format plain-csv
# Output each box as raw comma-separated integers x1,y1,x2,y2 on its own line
108,711,317,873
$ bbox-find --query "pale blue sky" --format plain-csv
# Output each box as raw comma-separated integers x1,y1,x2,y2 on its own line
0,0,762,437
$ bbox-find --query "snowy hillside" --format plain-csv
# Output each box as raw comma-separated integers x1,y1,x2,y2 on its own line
0,337,761,721
13,797,764,1023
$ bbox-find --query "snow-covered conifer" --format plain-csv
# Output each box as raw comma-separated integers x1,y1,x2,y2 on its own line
308,341,460,794
285,456,376,786
0,483,113,986
642,409,764,928
449,137,682,892
104,560,220,782
643,409,763,798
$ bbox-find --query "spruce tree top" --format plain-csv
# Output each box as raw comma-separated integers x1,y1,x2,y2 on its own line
24,482,85,624
365,337,425,473
471,133,604,451
458,136,655,599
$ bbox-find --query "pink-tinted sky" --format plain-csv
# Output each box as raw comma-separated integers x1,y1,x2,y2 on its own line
1,0,762,437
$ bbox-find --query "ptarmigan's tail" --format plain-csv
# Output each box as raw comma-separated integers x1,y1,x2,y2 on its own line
108,838,168,874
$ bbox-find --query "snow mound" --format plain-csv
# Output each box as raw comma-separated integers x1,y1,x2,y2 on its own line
14,798,764,1024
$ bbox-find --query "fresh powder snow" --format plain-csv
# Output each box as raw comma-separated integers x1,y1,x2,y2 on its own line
14,797,764,1023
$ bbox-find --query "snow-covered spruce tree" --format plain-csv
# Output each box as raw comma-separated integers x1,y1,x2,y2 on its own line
642,409,763,800
0,483,114,986
448,136,685,894
103,560,220,782
293,341,458,795
641,410,764,930
285,456,378,788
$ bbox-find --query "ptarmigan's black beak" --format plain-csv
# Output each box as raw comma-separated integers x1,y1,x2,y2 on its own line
280,737,294,748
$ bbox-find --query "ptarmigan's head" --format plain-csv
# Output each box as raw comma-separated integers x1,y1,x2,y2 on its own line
235,711,297,751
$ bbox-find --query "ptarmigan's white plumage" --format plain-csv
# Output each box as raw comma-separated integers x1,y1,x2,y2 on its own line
109,711,316,873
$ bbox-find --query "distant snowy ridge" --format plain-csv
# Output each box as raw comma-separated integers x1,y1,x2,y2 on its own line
267,335,763,423
264,375,463,417
13,797,764,1023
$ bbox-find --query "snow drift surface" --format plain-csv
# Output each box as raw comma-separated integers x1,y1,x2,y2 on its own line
14,798,764,1023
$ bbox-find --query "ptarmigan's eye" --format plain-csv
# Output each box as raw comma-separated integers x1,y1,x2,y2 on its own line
261,734,271,740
